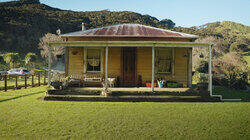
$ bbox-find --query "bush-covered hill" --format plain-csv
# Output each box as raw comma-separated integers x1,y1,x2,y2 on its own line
174,21,250,44
0,0,249,56
0,0,175,54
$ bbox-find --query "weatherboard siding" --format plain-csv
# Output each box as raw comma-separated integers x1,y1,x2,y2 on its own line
137,47,152,83
104,47,121,77
68,47,84,76
174,48,188,86
68,47,188,87
137,47,188,86
68,47,121,77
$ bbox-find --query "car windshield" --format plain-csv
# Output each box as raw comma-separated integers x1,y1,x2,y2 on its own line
23,70,29,72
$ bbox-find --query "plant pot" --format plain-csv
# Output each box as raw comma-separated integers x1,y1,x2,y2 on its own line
146,82,157,87
166,82,178,88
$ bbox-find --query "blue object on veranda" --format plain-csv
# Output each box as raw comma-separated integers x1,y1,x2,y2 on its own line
158,81,163,88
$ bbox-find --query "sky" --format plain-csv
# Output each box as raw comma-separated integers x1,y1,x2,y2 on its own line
1,0,250,27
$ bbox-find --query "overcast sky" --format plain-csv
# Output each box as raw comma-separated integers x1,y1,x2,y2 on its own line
1,0,250,27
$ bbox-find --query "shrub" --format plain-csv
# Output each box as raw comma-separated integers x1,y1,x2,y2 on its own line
196,60,208,73
213,52,248,89
230,42,248,52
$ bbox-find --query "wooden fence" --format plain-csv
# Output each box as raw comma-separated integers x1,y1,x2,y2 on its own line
0,74,47,91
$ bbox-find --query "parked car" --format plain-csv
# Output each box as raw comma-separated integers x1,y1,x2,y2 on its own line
0,71,7,75
7,69,30,75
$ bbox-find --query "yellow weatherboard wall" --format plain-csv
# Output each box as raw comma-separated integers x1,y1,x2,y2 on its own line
68,47,83,76
68,47,188,86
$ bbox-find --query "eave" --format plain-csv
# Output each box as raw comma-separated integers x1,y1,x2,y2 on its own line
49,41,210,48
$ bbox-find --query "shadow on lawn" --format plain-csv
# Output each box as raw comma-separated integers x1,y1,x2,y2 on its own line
0,91,44,103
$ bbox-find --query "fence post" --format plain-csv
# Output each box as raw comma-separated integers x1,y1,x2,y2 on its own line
44,74,46,85
38,74,40,86
24,74,27,89
15,75,18,89
4,75,7,92
32,75,34,87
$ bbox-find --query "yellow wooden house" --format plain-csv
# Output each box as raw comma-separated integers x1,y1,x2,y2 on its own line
49,23,212,93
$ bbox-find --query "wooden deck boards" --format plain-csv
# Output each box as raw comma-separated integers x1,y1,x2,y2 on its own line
72,87,191,92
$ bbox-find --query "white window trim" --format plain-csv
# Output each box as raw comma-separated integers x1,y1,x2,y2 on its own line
155,47,175,75
83,47,104,74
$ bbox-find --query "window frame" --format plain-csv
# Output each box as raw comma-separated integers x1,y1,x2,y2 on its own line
155,48,175,75
83,48,104,74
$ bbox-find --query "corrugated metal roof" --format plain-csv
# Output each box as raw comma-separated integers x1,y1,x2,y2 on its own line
61,23,198,38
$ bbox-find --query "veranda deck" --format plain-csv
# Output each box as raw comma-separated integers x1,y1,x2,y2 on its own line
44,87,220,102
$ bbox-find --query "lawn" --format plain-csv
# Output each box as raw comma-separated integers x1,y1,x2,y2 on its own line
213,86,250,101
0,86,249,139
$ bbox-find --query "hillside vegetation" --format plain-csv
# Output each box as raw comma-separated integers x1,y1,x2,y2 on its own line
0,0,175,54
0,0,249,56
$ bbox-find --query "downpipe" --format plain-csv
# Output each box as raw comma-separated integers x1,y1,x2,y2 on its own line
208,44,241,102
210,91,242,102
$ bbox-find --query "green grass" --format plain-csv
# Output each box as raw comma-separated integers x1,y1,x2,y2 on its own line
214,86,250,101
0,87,249,139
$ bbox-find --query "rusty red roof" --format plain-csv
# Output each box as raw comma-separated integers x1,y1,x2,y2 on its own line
61,23,198,38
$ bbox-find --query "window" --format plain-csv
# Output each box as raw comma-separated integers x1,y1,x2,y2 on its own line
86,49,101,72
156,48,173,74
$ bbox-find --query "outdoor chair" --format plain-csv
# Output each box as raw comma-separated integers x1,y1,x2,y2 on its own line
68,73,84,87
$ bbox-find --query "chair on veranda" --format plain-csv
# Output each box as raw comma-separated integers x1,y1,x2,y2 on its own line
68,73,84,87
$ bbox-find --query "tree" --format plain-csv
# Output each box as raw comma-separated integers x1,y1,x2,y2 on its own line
19,0,40,4
160,19,175,29
3,53,19,68
25,52,37,70
38,33,64,63
193,36,228,70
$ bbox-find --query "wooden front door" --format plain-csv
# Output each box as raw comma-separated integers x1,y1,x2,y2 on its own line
122,47,136,86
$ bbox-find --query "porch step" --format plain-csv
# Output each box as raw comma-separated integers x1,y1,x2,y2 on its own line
44,95,220,102
47,87,202,96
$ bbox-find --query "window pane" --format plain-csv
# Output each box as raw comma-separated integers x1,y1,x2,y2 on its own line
87,49,101,72
157,48,172,73
93,65,100,71
158,60,171,72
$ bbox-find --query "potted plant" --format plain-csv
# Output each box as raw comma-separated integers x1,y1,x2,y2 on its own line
50,70,65,90
145,81,157,87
